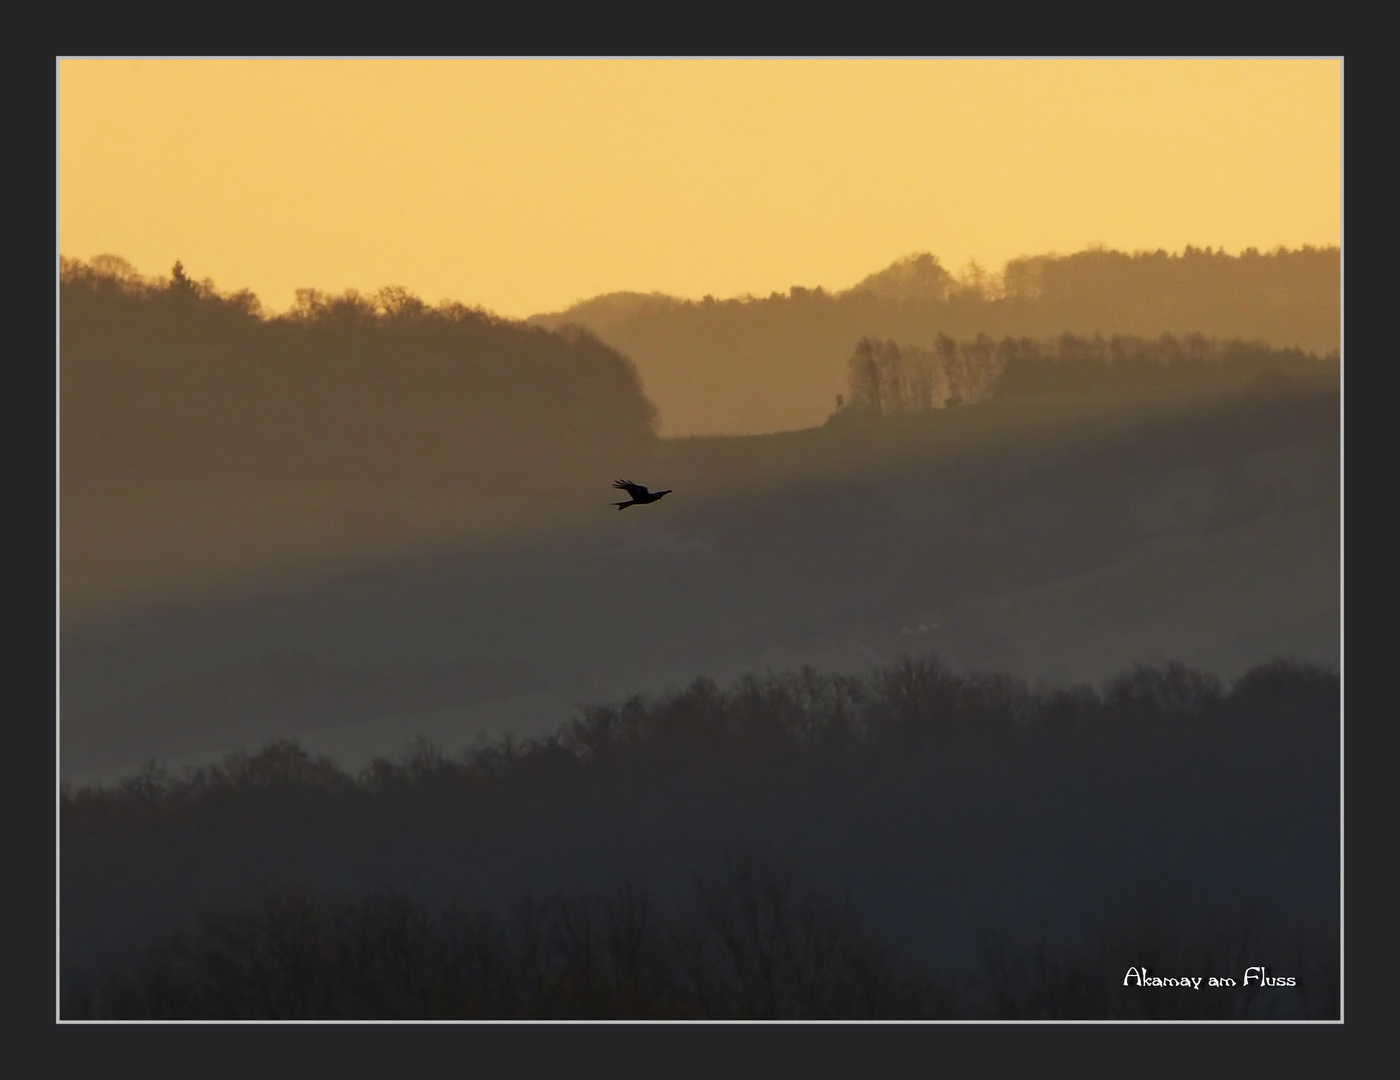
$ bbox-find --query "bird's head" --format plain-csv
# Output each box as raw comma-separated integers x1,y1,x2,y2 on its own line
655,489,672,499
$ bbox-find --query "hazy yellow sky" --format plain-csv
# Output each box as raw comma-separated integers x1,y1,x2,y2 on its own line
58,58,1341,320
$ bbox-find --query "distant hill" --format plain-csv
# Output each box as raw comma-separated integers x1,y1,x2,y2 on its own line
530,246,1340,436
529,290,689,338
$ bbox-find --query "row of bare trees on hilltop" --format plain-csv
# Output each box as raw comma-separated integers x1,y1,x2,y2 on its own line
837,332,1338,419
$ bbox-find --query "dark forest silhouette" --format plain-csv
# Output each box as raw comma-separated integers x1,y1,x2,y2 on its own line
60,257,656,617
62,654,1339,1019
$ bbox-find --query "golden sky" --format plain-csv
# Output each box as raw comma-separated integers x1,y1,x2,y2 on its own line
58,58,1341,320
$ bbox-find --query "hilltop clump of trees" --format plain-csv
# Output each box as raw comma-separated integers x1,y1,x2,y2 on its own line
61,255,657,492
835,332,1338,419
60,256,658,615
63,654,1338,1018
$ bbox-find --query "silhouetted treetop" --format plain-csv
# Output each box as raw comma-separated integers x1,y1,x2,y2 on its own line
844,253,957,303
62,656,1337,819
834,331,1337,420
60,256,658,460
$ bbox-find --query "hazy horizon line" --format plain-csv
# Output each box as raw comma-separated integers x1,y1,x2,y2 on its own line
60,241,1341,324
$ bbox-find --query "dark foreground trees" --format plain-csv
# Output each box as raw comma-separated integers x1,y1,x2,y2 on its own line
66,861,957,1020
62,656,1340,1019
66,861,1336,1020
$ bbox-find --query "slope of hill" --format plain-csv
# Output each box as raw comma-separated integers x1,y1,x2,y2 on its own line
61,377,1339,783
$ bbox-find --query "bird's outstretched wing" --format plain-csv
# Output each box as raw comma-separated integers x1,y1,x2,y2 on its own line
613,479,649,498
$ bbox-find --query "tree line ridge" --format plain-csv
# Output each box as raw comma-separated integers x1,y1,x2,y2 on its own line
62,653,1339,1020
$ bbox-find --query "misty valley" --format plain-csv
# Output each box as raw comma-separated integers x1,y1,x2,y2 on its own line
59,250,1340,1019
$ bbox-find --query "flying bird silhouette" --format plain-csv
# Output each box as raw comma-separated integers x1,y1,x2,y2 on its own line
612,479,672,510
